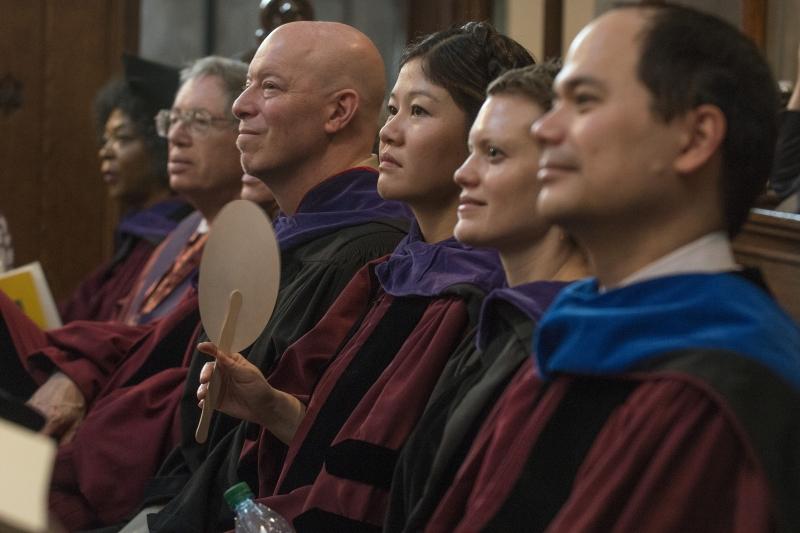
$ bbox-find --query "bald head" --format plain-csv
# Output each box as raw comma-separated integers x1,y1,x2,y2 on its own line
258,21,385,125
232,21,386,214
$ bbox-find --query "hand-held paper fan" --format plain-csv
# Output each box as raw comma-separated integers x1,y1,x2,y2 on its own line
195,200,280,443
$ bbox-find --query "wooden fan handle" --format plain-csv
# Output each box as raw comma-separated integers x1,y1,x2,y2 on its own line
195,290,242,443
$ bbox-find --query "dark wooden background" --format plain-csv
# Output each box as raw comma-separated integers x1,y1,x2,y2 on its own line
0,0,140,300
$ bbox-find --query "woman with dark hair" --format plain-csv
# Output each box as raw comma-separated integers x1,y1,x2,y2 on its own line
384,62,591,532
182,22,534,532
58,56,192,323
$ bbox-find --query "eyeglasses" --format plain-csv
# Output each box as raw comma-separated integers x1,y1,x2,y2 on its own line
155,108,236,137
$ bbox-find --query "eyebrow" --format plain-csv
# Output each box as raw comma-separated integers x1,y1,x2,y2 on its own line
388,89,441,102
557,75,606,93
109,124,135,135
247,69,286,83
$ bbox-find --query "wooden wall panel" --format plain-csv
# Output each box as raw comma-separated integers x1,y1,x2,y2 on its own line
407,0,493,42
0,1,45,279
742,0,767,50
0,0,139,301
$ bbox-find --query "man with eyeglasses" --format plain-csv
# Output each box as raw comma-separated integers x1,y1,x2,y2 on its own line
0,55,251,529
0,56,244,530
0,56,248,434
117,57,247,326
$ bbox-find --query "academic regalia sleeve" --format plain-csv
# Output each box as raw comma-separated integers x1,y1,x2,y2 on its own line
546,377,775,533
144,229,404,533
431,373,777,533
50,366,191,529
48,301,202,531
28,291,198,404
426,360,550,532
254,262,382,498
30,321,151,403
259,295,476,531
266,261,379,404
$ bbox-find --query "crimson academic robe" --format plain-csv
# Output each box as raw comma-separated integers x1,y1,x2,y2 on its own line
144,227,408,533
0,284,200,529
385,282,567,532
258,274,487,533
0,209,203,404
147,224,505,533
0,264,200,410
46,291,201,528
427,358,792,533
427,272,800,533
59,198,192,323
65,168,410,530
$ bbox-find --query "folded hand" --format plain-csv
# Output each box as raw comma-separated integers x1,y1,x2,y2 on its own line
26,372,86,444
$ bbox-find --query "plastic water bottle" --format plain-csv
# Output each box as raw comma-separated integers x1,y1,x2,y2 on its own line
224,481,294,533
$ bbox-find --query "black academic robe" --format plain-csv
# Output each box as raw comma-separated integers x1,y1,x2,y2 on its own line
139,220,407,532
384,289,556,532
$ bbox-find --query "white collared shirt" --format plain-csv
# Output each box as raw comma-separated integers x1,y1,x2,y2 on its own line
196,218,210,235
609,231,738,290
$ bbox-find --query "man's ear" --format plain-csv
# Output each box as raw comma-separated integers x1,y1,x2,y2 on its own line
674,104,726,175
323,89,360,134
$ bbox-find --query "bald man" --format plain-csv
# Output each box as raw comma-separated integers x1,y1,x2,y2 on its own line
235,21,387,214
119,22,411,532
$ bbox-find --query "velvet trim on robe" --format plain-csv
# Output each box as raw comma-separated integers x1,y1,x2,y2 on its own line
237,235,504,533
148,227,503,532
424,272,800,532
143,223,409,533
385,281,567,532
427,361,792,533
116,197,192,244
375,222,506,297
258,276,487,533
117,211,204,326
107,167,410,532
273,167,412,251
58,198,192,323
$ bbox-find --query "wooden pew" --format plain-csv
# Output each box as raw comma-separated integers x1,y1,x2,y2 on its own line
733,208,800,323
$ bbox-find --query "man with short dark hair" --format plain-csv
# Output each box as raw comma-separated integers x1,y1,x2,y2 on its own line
423,4,800,531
